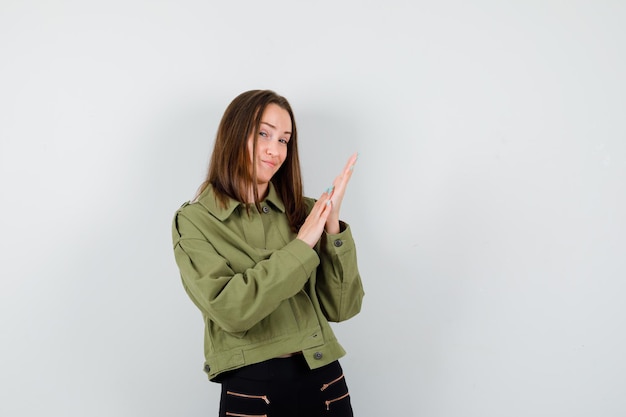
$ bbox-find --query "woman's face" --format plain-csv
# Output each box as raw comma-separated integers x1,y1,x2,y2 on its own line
248,103,292,195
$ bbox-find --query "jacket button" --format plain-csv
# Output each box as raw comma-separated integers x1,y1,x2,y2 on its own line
333,239,343,247
262,206,270,213
204,364,211,373
314,352,323,360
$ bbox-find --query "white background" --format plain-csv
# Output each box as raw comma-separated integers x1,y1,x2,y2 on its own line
1,1,625,416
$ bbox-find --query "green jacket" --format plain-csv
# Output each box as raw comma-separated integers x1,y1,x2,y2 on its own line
172,183,364,381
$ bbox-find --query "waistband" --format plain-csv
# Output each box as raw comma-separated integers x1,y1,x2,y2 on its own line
222,354,313,382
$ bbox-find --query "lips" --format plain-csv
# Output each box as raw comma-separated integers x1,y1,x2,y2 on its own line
261,159,276,169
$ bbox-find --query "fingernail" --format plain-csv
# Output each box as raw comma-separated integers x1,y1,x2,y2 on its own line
326,200,331,206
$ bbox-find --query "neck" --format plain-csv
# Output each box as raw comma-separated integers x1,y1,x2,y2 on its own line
246,183,268,204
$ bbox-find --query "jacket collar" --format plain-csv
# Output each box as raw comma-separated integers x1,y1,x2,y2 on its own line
197,182,286,221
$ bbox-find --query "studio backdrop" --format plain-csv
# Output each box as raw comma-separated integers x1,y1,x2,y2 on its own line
1,1,625,416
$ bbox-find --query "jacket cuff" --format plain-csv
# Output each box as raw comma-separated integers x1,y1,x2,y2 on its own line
323,221,355,254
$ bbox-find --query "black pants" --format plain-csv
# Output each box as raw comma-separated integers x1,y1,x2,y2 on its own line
219,355,354,417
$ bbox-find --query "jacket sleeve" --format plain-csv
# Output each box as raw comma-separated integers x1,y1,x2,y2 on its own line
172,209,320,333
315,221,365,322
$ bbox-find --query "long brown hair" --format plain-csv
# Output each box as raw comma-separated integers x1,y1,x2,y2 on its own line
196,90,307,232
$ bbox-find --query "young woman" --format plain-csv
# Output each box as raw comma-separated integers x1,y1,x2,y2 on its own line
172,90,364,416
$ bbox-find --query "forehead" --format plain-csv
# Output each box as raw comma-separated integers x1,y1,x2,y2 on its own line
260,103,292,131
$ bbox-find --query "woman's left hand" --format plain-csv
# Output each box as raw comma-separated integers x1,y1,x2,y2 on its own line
325,152,358,234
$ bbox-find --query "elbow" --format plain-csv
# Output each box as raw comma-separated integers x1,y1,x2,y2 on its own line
216,317,253,334
209,303,258,334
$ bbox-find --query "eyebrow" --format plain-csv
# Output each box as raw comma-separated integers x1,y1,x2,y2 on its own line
261,121,291,136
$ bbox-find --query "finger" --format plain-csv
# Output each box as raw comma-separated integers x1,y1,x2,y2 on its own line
319,198,332,221
337,153,358,187
311,193,332,216
331,169,353,202
342,152,359,174
310,200,326,219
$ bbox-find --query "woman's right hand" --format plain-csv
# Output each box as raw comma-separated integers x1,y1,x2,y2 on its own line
296,189,333,248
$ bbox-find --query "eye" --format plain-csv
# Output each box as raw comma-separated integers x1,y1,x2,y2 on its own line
259,131,268,138
279,138,289,145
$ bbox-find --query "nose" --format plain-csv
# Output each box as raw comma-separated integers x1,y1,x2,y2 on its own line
266,140,278,156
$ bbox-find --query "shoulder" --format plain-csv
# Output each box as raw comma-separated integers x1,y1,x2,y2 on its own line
174,200,207,222
172,201,208,236
179,184,242,222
